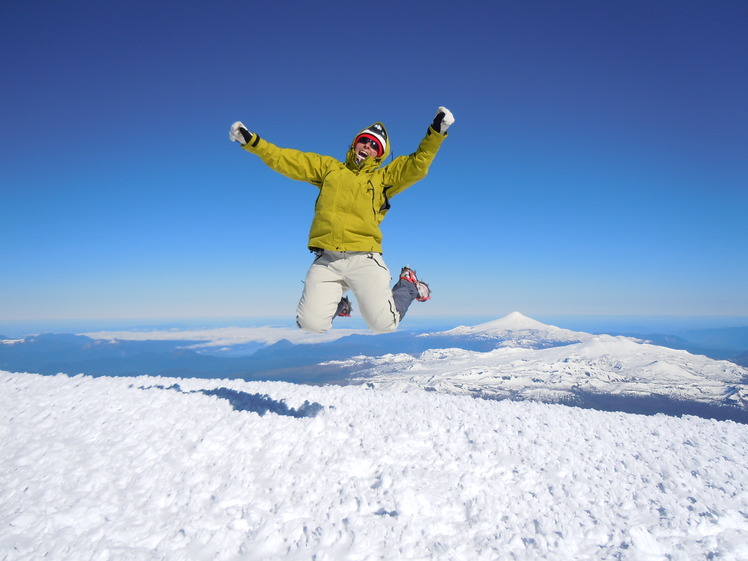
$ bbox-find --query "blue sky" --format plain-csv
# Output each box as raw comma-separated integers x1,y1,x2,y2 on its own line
2,0,747,325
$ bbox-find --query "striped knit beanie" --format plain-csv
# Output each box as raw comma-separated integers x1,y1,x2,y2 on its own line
354,123,387,158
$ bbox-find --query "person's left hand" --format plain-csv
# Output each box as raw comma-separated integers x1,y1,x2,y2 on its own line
431,107,455,134
229,121,253,145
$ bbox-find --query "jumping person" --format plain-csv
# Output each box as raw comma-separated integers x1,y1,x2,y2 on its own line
229,107,454,333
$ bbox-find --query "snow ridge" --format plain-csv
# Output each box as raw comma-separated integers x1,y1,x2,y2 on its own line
347,313,748,413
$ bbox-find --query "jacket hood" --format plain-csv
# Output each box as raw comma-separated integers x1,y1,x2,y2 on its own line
346,121,390,170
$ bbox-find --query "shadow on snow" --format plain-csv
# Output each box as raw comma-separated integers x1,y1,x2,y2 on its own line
137,383,324,418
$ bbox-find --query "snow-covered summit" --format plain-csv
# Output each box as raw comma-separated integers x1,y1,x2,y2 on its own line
427,311,594,348
471,311,555,331
340,314,748,415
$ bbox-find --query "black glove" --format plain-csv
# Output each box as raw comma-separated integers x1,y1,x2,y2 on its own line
431,106,455,135
229,121,253,145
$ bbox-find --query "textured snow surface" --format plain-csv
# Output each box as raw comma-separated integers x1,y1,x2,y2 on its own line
2,371,748,560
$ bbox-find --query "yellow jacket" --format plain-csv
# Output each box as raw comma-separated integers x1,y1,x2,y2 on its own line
243,123,446,253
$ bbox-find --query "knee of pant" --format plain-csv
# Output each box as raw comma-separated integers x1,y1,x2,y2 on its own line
296,314,332,334
366,316,399,334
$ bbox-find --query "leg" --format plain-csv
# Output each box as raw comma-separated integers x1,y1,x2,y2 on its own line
392,277,419,320
344,253,401,333
296,254,347,333
393,266,430,321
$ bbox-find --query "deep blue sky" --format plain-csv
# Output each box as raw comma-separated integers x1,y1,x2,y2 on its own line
2,0,747,323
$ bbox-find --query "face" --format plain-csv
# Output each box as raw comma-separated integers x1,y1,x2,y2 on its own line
354,137,381,162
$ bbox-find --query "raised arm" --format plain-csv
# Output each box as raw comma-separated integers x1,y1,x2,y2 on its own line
230,121,337,186
381,107,455,194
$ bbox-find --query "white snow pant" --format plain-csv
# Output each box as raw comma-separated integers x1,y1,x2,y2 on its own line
296,250,403,334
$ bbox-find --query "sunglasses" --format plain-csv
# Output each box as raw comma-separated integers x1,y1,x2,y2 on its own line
358,137,380,152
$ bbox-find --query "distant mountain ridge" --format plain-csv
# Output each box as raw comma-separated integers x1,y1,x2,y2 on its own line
335,313,748,422
2,312,747,422
612,328,748,366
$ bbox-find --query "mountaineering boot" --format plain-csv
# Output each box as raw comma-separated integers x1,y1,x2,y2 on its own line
334,296,352,318
400,267,431,302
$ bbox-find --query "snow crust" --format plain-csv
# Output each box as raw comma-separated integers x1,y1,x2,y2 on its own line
2,371,748,560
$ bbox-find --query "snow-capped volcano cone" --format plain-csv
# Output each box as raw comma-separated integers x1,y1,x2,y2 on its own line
435,312,592,345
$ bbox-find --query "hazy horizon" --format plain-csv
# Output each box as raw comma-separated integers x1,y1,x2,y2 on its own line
2,312,747,340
